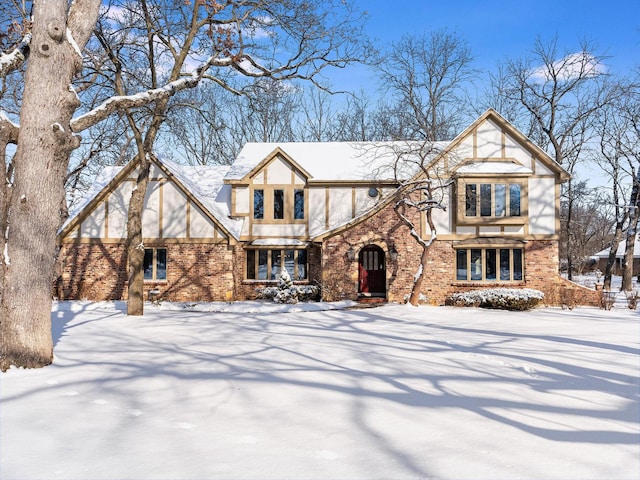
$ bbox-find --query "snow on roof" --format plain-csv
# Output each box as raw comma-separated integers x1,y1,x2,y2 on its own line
226,141,449,182
61,166,123,232
250,238,308,246
593,234,640,259
60,159,243,239
157,159,242,239
456,161,533,175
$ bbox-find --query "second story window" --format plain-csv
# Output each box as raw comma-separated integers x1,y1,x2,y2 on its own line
294,189,304,220
273,189,284,219
254,189,264,219
463,181,522,219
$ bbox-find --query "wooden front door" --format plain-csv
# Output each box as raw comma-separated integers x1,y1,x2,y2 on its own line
358,245,386,296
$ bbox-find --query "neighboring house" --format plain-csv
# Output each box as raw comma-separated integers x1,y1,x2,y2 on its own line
57,109,597,305
592,235,640,276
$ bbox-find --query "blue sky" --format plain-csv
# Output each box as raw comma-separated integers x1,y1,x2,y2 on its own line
330,0,638,91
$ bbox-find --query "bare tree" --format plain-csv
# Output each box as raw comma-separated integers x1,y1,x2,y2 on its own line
495,36,615,280
1,0,102,370
391,144,451,305
87,0,368,316
0,0,367,369
375,29,477,141
371,30,476,305
593,93,638,289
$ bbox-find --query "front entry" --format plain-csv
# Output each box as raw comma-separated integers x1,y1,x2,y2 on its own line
358,245,386,297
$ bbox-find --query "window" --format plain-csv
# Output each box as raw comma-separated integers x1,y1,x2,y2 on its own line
252,188,305,221
463,182,523,219
246,249,308,280
294,189,305,219
254,189,264,219
465,184,477,216
273,189,284,219
143,248,167,281
456,247,523,282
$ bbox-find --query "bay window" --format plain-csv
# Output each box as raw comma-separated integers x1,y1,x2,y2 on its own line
246,249,308,280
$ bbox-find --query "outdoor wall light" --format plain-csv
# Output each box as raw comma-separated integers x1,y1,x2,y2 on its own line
389,245,398,262
346,247,356,261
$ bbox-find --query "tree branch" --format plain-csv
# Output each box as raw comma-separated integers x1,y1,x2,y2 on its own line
70,56,232,132
0,33,31,78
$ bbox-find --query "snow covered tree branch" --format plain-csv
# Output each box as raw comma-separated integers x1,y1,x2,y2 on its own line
0,32,31,78
70,57,231,133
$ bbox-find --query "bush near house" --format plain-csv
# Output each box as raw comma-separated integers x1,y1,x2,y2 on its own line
445,288,544,311
256,269,320,304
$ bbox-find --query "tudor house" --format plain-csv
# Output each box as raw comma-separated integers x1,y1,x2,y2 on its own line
56,109,597,305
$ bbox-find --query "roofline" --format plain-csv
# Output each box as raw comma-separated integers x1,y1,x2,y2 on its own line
454,109,570,181
57,159,138,242
225,146,313,185
57,155,238,244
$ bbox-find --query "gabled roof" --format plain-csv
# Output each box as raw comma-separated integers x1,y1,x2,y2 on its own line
59,156,242,241
444,108,570,181
225,141,447,183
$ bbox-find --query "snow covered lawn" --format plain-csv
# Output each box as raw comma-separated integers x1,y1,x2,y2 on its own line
2,301,639,480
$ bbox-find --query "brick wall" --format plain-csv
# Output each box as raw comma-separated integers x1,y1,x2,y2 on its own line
58,206,599,307
320,199,599,307
58,242,235,302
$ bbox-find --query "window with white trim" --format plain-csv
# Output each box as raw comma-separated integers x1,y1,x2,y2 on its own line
246,249,308,280
456,247,523,282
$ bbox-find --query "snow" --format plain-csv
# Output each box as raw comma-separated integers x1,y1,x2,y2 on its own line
2,300,638,480
227,141,448,182
66,28,83,59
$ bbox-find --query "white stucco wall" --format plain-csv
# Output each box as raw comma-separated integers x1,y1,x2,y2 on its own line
252,224,306,237
328,188,352,228
142,181,160,238
162,182,188,238
80,202,105,238
528,177,556,234
267,157,291,184
308,188,326,236
476,119,502,159
235,187,250,215
190,203,217,238
107,181,133,238
504,134,532,169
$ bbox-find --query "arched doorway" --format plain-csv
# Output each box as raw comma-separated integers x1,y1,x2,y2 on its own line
358,245,386,298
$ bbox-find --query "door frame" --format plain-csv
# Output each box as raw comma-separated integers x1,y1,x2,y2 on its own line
358,245,387,297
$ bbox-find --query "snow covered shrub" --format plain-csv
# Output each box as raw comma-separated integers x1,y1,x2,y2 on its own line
445,288,544,311
255,269,320,304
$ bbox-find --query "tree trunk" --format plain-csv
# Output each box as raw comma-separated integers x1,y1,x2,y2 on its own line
604,223,624,290
408,247,429,306
0,0,100,371
621,175,640,292
621,211,638,292
126,155,151,316
565,179,574,281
